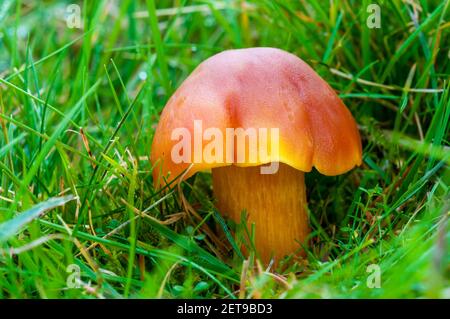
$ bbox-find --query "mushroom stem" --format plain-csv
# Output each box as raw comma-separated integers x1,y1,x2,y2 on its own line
212,162,309,263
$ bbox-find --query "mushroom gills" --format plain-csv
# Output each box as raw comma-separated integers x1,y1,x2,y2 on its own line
212,162,309,263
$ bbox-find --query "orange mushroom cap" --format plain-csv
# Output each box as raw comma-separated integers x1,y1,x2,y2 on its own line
151,47,362,185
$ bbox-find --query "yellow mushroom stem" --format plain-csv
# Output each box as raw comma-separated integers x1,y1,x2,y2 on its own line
212,162,309,263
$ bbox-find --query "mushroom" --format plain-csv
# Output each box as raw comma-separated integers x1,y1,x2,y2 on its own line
151,47,362,263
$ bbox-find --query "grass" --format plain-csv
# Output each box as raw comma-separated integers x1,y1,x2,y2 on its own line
0,0,449,299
